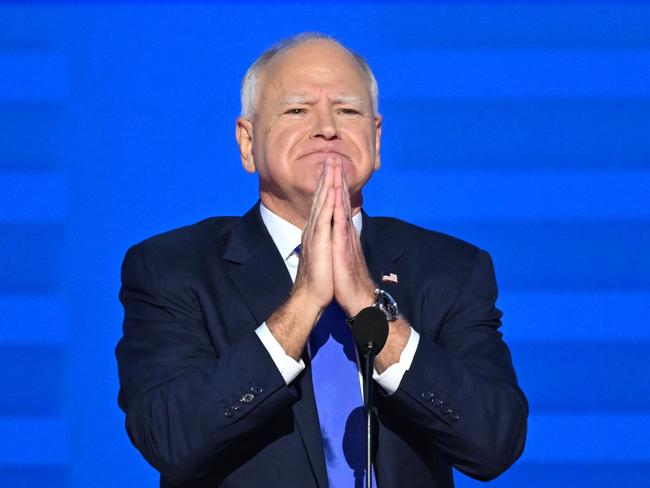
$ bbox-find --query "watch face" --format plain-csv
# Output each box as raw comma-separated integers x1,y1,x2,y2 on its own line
376,289,398,321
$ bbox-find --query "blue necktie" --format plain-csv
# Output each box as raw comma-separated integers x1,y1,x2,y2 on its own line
295,246,375,487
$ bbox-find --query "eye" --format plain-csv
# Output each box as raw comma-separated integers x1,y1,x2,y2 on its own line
284,108,307,115
339,108,361,116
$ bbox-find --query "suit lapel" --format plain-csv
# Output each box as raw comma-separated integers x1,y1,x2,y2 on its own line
221,203,328,488
222,203,293,326
361,212,408,309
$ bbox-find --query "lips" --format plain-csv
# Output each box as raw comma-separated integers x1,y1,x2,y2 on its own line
298,150,349,162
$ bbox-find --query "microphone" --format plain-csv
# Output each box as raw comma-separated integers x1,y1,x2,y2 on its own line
347,306,389,488
350,306,389,355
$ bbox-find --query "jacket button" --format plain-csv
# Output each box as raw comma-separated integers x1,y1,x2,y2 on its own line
250,385,263,394
233,401,244,411
421,392,434,401
450,412,460,421
224,407,234,417
442,406,453,415
242,392,255,403
432,398,443,407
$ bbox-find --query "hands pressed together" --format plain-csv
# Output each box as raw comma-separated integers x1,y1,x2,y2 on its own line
266,157,411,371
294,157,375,319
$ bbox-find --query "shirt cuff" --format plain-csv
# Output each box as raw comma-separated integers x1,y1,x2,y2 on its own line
255,322,305,385
372,327,420,395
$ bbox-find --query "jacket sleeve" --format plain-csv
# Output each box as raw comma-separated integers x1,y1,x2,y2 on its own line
115,242,297,484
379,249,528,481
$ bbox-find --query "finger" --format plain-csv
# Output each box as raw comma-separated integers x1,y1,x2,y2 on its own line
337,162,354,244
305,158,334,242
342,165,363,253
313,183,335,242
332,157,343,190
332,161,348,231
307,158,330,223
338,163,366,259
340,163,353,222
333,183,348,227
314,158,336,221
332,181,352,259
302,184,333,255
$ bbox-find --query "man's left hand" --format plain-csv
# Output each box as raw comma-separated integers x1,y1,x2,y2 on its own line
331,160,376,317
331,159,412,373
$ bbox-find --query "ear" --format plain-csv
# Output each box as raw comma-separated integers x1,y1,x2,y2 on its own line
373,114,382,171
235,116,256,173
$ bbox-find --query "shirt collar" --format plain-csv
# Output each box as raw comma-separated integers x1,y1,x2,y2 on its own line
259,202,363,261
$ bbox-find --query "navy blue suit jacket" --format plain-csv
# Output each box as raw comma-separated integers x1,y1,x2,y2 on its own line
116,203,527,487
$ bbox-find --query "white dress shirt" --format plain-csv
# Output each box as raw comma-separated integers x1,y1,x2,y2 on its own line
254,203,420,395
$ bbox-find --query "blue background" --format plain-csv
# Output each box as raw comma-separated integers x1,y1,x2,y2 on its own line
1,1,649,486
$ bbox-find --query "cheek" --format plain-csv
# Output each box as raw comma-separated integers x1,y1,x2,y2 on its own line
348,127,377,162
345,119,373,142
268,126,305,162
345,129,378,182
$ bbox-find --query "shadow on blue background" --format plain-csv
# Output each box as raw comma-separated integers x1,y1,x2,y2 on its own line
1,1,649,486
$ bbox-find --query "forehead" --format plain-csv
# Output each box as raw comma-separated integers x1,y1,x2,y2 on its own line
258,40,371,101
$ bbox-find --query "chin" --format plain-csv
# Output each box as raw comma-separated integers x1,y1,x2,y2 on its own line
300,165,326,186
298,180,321,198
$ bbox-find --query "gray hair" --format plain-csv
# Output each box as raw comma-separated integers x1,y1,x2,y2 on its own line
240,32,379,119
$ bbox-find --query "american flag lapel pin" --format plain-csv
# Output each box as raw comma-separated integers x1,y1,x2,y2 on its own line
381,272,398,284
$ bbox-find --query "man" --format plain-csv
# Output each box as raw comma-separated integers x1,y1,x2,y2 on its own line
116,33,527,487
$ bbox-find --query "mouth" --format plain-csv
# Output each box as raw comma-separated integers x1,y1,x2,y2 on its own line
298,151,349,163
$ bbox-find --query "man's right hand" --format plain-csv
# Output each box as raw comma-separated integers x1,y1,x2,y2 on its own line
265,158,336,360
293,158,336,309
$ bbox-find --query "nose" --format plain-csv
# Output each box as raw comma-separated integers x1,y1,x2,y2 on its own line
311,107,340,140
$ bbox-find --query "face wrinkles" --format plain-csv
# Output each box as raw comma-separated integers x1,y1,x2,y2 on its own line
238,40,382,225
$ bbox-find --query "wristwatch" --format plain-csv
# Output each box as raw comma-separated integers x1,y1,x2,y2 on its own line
372,288,399,322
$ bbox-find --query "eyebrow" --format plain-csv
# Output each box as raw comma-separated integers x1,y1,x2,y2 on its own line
332,95,367,107
281,94,368,107
281,95,317,106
